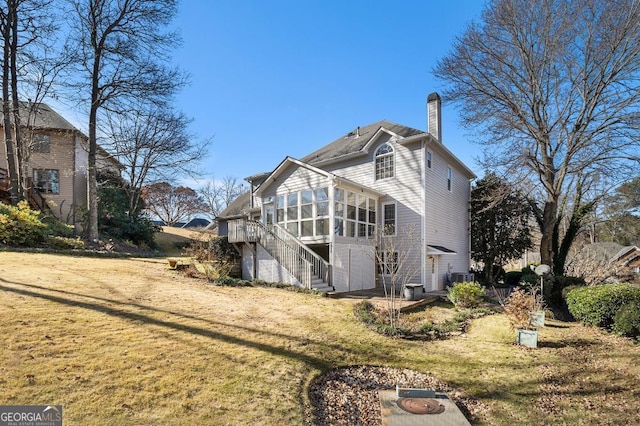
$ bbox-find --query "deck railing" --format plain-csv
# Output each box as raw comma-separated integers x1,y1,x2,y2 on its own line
228,219,330,289
0,169,49,213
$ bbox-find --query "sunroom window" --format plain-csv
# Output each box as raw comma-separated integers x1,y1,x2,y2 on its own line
275,187,331,237
334,189,376,238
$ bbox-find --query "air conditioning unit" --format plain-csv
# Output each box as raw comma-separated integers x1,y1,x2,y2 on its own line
452,273,474,283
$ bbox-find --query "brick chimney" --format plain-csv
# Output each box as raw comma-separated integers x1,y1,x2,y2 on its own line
427,92,442,142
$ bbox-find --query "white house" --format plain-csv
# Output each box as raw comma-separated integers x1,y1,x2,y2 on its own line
219,93,476,293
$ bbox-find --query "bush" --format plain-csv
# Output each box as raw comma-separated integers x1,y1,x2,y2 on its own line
562,285,581,300
0,201,48,246
566,284,640,328
549,275,586,305
44,235,86,250
613,303,640,338
504,271,522,287
504,288,540,330
447,281,485,308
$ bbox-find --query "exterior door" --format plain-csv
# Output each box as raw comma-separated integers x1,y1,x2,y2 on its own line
431,256,439,291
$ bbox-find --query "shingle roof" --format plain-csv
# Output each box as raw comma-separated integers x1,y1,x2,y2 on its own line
0,102,80,132
300,120,424,166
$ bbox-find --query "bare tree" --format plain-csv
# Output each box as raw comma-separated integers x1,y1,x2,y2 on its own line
199,176,244,220
1,0,61,203
435,0,640,274
67,0,185,241
370,223,421,329
565,242,622,285
104,105,207,220
141,182,206,226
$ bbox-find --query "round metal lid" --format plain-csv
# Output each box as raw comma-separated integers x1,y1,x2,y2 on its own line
397,397,445,415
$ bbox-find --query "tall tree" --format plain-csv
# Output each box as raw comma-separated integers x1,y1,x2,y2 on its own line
471,172,532,285
1,1,20,204
1,0,63,203
141,182,206,226
68,0,184,241
595,178,640,245
435,0,640,274
104,105,207,221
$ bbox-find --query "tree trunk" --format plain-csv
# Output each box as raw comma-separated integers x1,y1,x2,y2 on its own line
539,199,558,271
87,101,99,241
9,0,23,200
2,6,19,205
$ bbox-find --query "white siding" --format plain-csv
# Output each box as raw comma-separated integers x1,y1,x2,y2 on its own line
424,144,472,290
256,244,301,285
332,241,376,292
262,165,330,199
325,136,426,285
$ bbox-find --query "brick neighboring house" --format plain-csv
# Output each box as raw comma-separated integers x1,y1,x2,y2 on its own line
218,93,476,293
0,102,120,229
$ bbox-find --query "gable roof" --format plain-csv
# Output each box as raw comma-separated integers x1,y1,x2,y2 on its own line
0,102,81,133
217,190,252,219
611,246,640,266
254,156,383,198
300,120,424,166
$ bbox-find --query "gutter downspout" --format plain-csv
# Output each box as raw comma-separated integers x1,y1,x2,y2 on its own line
421,139,427,292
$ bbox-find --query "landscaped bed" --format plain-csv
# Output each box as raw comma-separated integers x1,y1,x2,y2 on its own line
1,252,640,425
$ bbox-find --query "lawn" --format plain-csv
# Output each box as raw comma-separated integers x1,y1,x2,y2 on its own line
1,252,639,425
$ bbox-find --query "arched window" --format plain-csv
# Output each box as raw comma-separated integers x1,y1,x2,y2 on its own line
375,144,394,180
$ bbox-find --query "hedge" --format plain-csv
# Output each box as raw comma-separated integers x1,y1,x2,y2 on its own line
566,284,640,329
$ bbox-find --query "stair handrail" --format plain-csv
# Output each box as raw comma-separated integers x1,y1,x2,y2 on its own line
230,219,312,288
229,219,330,289
268,222,331,286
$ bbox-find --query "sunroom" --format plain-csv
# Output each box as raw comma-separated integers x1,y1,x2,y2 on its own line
227,157,382,292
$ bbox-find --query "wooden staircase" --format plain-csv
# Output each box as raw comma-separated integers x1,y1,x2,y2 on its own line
0,167,50,212
228,219,333,292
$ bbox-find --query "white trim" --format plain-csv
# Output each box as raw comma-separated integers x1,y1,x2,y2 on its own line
374,143,395,181
381,201,397,237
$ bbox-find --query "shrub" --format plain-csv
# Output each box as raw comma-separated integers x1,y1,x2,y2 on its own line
613,303,640,338
549,275,586,305
44,235,86,250
504,271,522,287
504,288,540,330
0,201,47,246
566,284,640,328
562,285,581,300
447,281,485,308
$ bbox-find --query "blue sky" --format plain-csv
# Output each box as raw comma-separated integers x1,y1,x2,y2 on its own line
171,1,488,186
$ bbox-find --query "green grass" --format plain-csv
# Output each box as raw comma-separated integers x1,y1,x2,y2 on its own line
1,252,639,425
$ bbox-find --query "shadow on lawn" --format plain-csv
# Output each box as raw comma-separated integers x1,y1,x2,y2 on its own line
0,277,345,371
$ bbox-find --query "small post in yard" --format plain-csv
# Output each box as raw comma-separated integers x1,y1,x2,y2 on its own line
534,264,551,301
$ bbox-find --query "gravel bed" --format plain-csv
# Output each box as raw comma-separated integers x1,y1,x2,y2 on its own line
306,365,489,425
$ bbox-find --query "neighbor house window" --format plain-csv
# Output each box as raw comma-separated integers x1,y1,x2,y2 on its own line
31,134,50,153
427,151,432,169
447,167,452,191
382,202,396,236
379,251,398,275
375,144,394,180
34,169,59,194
